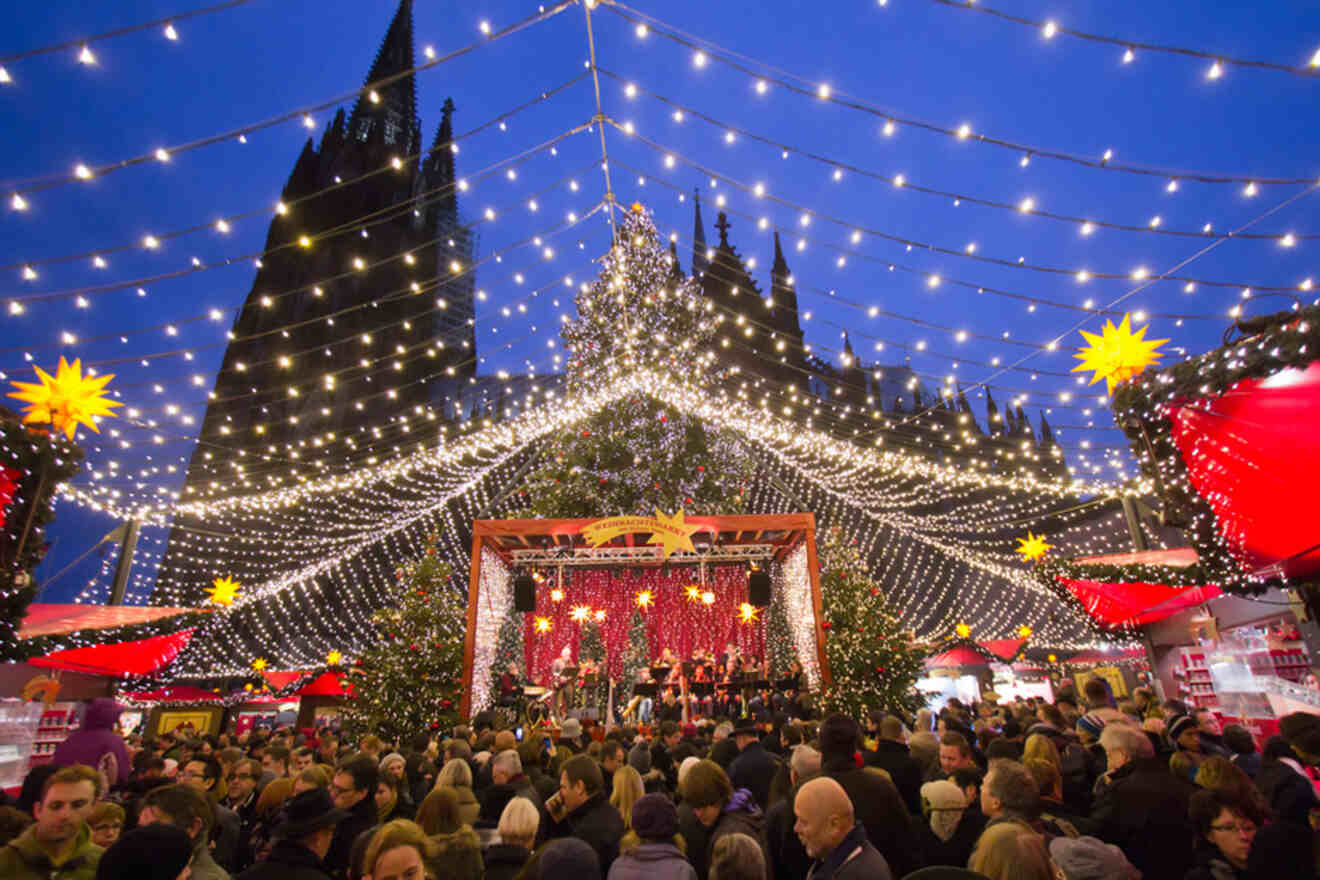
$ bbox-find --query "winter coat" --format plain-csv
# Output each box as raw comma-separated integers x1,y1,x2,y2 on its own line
51,698,132,786
212,800,243,872
479,775,546,827
483,842,531,880
677,800,711,880
763,794,813,880
236,839,333,880
545,790,626,871
805,824,893,880
187,836,232,880
325,792,377,880
728,741,781,811
451,783,481,827
821,755,921,878
915,807,984,868
1230,752,1261,780
0,822,103,880
427,826,484,880
607,841,697,880
1091,755,1196,879
706,789,767,871
708,739,739,771
1183,841,1249,880
1256,755,1320,826
863,739,924,815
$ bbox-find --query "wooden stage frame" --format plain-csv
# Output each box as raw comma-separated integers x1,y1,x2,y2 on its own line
461,513,830,717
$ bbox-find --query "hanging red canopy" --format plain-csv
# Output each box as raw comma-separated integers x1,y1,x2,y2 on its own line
1053,548,1221,629
980,639,1026,661
296,671,354,697
925,646,990,668
1169,362,1320,580
29,629,196,678
18,603,200,638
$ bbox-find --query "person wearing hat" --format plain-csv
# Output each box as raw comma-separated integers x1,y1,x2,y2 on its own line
95,824,194,880
627,742,667,796
1169,714,1206,766
915,779,982,869
727,722,780,812
607,793,696,880
560,718,585,754
235,787,347,880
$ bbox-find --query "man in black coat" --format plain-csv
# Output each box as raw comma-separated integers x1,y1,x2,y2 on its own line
728,722,781,811
237,788,345,880
544,754,625,872
324,756,378,880
1255,735,1320,826
818,714,921,878
763,744,820,880
1090,722,1196,879
863,716,924,815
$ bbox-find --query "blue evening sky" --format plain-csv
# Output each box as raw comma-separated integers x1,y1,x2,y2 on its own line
0,0,1316,603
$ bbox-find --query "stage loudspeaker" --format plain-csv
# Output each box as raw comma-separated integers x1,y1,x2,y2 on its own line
748,570,771,606
513,575,536,612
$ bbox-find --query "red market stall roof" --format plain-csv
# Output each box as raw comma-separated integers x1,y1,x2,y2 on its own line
18,603,200,638
296,671,353,697
1057,548,1221,629
926,647,991,668
30,629,197,678
1064,647,1147,666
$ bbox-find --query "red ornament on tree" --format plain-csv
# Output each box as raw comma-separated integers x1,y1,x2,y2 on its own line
410,643,419,651
697,466,704,473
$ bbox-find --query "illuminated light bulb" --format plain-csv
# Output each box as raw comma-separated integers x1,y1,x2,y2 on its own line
693,51,707,68
1080,222,1095,236
92,255,106,268
164,23,178,40
625,82,637,98
215,219,230,233
817,83,831,99
450,260,463,273
1131,266,1149,280
796,238,806,251
76,296,90,308
965,242,977,253
1076,270,1091,283
833,168,843,181
8,302,23,315
424,45,435,59
1042,20,1058,39
78,46,96,65
1020,154,1030,167
154,148,170,162
1133,310,1148,323
528,199,539,212
755,79,768,94
1123,47,1135,63
1018,197,1035,213
672,109,684,122
927,274,941,289
724,129,735,143
851,230,862,244
10,193,27,211
1149,215,1162,228
61,332,76,344
143,234,160,249
635,23,648,38
478,19,491,35
1207,60,1223,79
275,201,289,215
1102,149,1113,163
1184,282,1197,293
956,123,971,139
297,235,313,249
21,265,37,281
0,67,10,84
391,156,403,170
753,182,765,197
403,252,416,265
799,213,811,227
892,173,905,187
302,114,316,129
1243,181,1258,197
352,257,365,270
1281,233,1297,248
209,308,223,320
74,163,93,180
882,119,895,136
1300,278,1314,291
457,178,469,191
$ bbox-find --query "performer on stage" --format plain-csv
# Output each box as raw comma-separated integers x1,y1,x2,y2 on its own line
498,662,523,707
623,667,655,724
551,646,576,718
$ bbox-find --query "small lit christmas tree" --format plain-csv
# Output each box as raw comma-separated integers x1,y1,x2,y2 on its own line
817,527,929,720
767,587,795,677
490,608,526,690
519,204,754,518
342,538,464,742
620,607,649,689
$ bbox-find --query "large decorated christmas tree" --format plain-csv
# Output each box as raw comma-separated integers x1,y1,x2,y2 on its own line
519,204,755,518
817,527,929,720
342,537,465,742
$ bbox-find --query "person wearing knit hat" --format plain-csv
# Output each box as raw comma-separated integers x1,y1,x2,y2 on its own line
1169,715,1201,753
627,742,652,775
560,718,584,753
1049,836,1140,880
608,794,695,880
95,824,194,880
1076,713,1105,745
915,779,983,869
538,837,601,880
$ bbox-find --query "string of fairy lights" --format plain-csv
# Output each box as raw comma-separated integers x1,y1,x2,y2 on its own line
2,0,1309,671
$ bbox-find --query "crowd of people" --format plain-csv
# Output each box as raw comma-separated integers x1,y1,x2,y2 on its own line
2,677,1319,880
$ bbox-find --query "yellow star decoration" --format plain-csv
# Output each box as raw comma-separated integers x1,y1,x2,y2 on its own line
570,605,591,622
646,509,700,558
550,588,565,602
251,658,268,672
1016,532,1053,563
1072,314,1169,395
534,617,552,634
635,590,654,609
701,590,716,606
684,585,702,603
1017,625,1033,640
738,603,760,625
1047,653,1058,664
955,622,972,639
325,650,342,666
593,609,607,623
7,356,123,440
206,576,242,606
631,202,645,213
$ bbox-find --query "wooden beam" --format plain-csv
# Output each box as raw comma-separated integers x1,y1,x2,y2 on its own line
460,529,485,718
802,514,832,687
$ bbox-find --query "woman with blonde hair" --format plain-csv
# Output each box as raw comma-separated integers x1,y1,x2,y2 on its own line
363,818,436,880
1022,732,1061,771
485,797,538,880
968,821,1057,880
435,757,479,826
1194,755,1269,817
610,765,645,831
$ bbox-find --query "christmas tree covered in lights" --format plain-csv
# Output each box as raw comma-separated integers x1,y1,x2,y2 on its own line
490,610,526,692
342,537,465,742
519,204,755,518
817,527,928,720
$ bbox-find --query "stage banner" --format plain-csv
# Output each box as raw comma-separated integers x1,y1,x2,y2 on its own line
581,509,700,558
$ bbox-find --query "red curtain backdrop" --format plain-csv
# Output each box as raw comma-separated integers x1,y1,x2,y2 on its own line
523,565,766,684
1170,362,1320,580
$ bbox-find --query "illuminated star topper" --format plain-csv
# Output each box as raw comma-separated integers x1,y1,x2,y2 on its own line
1015,532,1053,562
7,356,123,440
534,617,552,634
636,590,655,608
570,605,591,622
206,576,242,607
1072,314,1168,395
251,657,268,672
325,650,342,666
738,603,760,624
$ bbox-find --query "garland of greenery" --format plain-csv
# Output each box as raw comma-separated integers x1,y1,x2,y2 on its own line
1111,305,1320,596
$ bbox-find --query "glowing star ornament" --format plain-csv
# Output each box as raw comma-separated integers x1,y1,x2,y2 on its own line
206,576,242,606
1015,532,1053,562
534,617,553,634
251,658,268,672
631,202,646,213
326,650,342,666
593,609,607,623
738,603,760,624
570,605,591,622
550,588,565,602
701,590,716,606
955,622,972,639
636,589,655,608
8,356,123,440
1017,625,1033,640
1072,314,1168,395
685,585,702,603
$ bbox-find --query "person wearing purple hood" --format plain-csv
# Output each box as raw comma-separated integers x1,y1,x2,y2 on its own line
680,760,767,880
52,700,132,789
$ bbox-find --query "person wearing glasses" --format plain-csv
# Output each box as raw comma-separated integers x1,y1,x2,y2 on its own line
179,755,242,873
1186,789,1263,880
225,758,263,871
